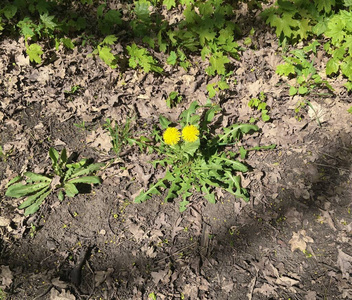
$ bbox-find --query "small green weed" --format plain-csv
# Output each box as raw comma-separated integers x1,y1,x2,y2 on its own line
0,288,6,300
135,101,275,212
276,48,333,96
166,91,183,108
248,92,270,122
0,145,13,162
5,147,104,216
104,117,153,156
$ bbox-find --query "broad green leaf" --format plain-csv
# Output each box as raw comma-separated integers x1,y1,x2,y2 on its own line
23,189,51,215
276,63,295,76
64,182,79,197
18,186,50,209
58,190,64,201
298,86,308,95
49,147,59,165
167,51,177,65
24,172,51,182
68,176,101,184
216,156,248,172
61,38,74,50
6,176,22,188
315,0,335,12
164,0,176,9
159,115,171,129
98,46,117,68
179,199,190,212
206,83,217,98
40,13,57,30
206,52,230,75
27,43,43,64
182,139,200,157
289,86,297,96
326,58,340,75
24,203,40,216
3,5,17,19
201,186,215,203
6,182,49,198
325,16,346,44
68,163,105,179
103,35,118,45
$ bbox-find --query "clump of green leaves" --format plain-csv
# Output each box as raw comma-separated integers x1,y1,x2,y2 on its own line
104,117,153,156
262,0,352,90
248,92,270,122
276,48,333,96
135,101,275,212
324,9,352,90
5,148,104,216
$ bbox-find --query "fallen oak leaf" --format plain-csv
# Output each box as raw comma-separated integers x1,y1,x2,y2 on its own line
289,229,314,252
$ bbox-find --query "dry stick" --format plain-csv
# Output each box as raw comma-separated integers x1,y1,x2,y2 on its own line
152,242,198,265
313,162,350,172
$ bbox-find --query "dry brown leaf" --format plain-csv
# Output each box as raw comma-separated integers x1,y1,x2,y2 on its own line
337,248,352,280
50,288,76,300
151,268,168,285
0,265,13,289
253,283,277,297
86,127,112,152
289,230,314,252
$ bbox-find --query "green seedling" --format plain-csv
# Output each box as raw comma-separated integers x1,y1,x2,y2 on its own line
166,91,183,108
135,100,275,212
104,117,153,156
276,49,333,96
64,85,81,95
6,147,104,216
0,145,13,162
248,92,270,122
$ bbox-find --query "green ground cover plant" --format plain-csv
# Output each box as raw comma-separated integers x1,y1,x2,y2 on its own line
261,0,352,91
248,91,270,122
0,0,243,80
5,147,104,215
135,101,275,212
276,48,333,96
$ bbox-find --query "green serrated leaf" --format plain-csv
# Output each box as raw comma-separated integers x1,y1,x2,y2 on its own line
289,86,298,96
276,63,295,76
26,43,43,64
3,5,17,19
326,58,340,75
164,0,176,10
98,45,117,68
167,51,177,65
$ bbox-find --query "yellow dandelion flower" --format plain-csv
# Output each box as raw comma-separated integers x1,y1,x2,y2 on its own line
163,127,181,145
182,125,200,142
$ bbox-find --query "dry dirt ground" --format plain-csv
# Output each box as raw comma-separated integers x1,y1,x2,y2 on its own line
1,3,352,300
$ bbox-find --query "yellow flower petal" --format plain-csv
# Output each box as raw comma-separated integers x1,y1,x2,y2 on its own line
182,125,199,142
163,127,181,145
